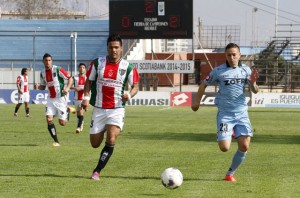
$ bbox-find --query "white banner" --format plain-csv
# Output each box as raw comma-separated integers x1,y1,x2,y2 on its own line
252,93,300,108
127,91,170,106
128,60,194,73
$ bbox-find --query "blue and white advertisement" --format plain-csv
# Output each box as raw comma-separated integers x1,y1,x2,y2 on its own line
252,93,300,108
0,89,75,104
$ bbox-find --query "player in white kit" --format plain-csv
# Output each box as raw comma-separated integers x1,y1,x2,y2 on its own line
81,34,140,181
35,53,73,147
14,68,30,117
71,63,87,133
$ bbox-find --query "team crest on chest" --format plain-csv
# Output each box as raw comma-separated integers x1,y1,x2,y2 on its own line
108,69,114,77
53,72,56,77
119,69,126,76
241,70,246,76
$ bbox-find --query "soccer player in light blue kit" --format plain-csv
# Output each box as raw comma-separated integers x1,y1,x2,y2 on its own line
192,43,259,182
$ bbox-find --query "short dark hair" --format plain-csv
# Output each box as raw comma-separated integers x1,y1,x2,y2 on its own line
107,34,122,46
78,63,86,68
43,53,52,60
21,68,28,75
225,43,240,52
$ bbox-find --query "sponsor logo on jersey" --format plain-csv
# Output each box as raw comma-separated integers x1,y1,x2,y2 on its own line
224,78,246,85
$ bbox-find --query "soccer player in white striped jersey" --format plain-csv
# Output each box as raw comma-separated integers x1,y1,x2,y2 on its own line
14,68,30,117
34,53,73,147
71,63,87,133
192,43,259,182
81,34,139,181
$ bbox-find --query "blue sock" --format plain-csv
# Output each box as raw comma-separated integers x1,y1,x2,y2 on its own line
226,150,247,175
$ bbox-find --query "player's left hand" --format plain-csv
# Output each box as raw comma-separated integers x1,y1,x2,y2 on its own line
122,93,131,103
191,103,200,111
248,68,259,85
62,89,69,95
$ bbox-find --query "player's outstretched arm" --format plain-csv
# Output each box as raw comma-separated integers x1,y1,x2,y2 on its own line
248,68,259,94
191,82,207,112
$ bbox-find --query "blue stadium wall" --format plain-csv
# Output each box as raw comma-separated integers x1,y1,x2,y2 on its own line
0,19,109,71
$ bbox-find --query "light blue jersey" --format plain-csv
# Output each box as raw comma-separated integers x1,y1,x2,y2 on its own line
204,63,252,113
204,63,253,140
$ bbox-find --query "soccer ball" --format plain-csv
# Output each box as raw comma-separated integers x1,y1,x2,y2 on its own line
161,167,183,189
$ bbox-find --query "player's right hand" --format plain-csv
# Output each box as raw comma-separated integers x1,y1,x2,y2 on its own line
191,103,200,111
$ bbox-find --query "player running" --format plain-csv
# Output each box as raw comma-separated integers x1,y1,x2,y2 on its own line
70,63,87,133
191,43,259,182
34,53,73,147
81,34,140,181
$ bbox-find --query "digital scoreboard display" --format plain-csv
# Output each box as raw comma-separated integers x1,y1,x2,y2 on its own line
109,0,193,39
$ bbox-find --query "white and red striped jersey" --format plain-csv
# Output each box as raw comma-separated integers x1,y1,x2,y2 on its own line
16,75,29,93
73,74,87,100
40,65,72,98
87,56,139,108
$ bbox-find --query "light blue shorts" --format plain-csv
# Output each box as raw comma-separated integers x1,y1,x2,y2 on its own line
216,110,253,141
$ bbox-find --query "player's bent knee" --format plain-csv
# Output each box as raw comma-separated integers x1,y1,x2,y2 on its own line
59,120,66,126
219,147,230,152
218,140,231,152
90,136,103,148
90,142,101,148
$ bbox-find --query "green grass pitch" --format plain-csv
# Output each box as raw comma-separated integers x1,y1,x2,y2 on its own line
0,104,299,197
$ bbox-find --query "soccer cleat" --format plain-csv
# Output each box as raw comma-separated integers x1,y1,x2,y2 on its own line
52,142,61,147
224,174,237,182
14,113,18,117
76,127,81,133
26,114,31,118
91,171,100,181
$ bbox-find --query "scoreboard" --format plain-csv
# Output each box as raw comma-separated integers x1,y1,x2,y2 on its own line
109,0,193,39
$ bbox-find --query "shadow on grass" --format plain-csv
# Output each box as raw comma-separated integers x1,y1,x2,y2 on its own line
124,132,300,144
0,174,213,181
252,134,300,144
0,144,38,146
124,132,215,142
